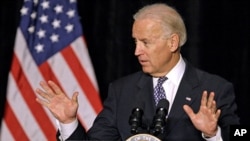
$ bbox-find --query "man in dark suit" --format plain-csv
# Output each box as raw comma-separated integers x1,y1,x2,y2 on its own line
36,3,240,141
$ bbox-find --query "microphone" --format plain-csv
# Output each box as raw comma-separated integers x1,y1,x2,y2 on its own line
129,104,144,134
151,99,169,136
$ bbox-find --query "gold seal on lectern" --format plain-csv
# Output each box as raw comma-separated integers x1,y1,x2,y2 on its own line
126,133,161,141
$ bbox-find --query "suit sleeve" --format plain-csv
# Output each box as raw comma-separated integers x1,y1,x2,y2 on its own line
86,83,121,140
64,83,121,140
66,123,88,140
216,82,240,141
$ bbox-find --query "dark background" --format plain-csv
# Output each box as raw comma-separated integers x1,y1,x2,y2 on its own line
1,0,249,127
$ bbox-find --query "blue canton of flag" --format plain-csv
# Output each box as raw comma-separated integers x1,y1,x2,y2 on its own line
20,0,82,65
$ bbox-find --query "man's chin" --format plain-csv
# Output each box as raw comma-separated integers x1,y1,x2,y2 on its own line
141,67,152,74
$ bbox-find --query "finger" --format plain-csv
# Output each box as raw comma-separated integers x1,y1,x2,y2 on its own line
48,80,64,95
39,81,55,97
183,105,195,119
36,88,51,101
72,92,79,103
201,91,208,107
211,100,217,113
215,109,221,119
36,97,49,107
207,92,215,108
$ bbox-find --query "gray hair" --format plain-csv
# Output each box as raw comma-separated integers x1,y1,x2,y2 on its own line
133,3,187,47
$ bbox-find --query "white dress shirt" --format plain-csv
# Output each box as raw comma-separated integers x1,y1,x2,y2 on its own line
153,55,186,114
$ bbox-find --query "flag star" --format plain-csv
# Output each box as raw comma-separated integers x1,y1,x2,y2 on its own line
37,29,46,38
35,43,44,53
39,14,48,23
28,25,35,33
65,24,74,33
33,0,39,5
69,0,76,3
52,19,61,29
20,6,29,15
30,11,37,19
41,1,50,9
54,5,63,14
66,9,75,18
50,33,59,42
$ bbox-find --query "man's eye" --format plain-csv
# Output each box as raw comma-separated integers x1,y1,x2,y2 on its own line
143,41,149,46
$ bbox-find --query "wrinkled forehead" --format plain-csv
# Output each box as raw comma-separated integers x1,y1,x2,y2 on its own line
132,18,165,39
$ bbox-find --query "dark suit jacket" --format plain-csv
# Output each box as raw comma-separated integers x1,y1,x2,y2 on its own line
63,61,240,141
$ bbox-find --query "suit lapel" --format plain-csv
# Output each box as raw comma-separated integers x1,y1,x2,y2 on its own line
166,62,200,134
135,73,156,125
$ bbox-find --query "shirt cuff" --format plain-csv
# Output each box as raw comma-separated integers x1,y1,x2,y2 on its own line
202,126,223,141
57,119,79,141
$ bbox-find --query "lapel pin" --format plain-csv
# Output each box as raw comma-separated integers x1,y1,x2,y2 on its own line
186,97,191,101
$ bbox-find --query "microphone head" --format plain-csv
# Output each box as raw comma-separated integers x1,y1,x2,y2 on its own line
129,102,144,134
131,107,143,117
152,98,169,136
156,99,169,112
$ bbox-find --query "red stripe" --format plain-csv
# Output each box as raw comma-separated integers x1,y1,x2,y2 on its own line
39,61,61,86
4,101,29,140
61,45,103,113
11,54,56,140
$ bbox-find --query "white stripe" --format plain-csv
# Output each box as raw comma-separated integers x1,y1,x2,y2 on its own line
0,121,15,141
5,74,47,141
14,28,57,129
47,48,97,130
71,37,99,90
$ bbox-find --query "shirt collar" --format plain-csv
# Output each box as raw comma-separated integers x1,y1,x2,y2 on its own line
153,55,186,86
166,55,186,86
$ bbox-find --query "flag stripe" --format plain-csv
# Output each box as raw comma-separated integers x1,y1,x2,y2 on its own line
6,74,47,141
0,122,15,141
39,61,61,88
69,37,103,128
61,45,102,112
71,37,99,90
46,45,98,129
4,102,29,141
11,54,56,140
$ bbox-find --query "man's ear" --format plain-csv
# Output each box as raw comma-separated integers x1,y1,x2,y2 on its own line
169,33,180,52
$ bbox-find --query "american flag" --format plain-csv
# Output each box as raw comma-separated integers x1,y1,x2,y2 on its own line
0,0,103,140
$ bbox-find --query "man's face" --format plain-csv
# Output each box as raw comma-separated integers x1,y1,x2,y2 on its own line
132,19,174,77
